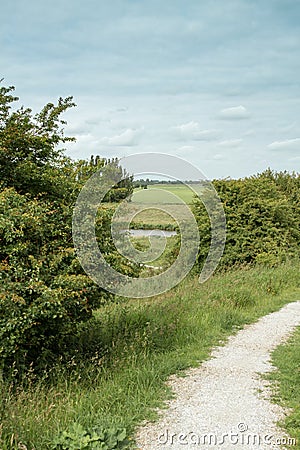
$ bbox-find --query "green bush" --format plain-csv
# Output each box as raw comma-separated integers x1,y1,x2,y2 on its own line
193,170,300,269
0,188,113,374
0,82,137,376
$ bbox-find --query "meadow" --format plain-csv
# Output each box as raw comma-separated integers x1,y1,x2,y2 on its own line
107,183,197,231
132,184,196,205
268,324,300,449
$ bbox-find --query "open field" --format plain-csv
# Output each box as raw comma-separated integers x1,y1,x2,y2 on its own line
132,184,197,205
103,183,198,230
102,202,187,230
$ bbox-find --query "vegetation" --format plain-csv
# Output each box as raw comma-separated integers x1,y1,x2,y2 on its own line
0,262,299,449
268,326,300,449
194,171,300,269
132,184,195,204
0,81,299,449
0,82,136,376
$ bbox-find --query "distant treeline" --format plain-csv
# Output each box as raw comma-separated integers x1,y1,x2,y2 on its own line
133,179,204,187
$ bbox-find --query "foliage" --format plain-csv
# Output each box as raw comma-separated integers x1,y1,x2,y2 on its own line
73,155,134,203
0,261,299,449
0,81,76,200
193,170,300,269
0,187,113,374
268,326,300,448
52,423,131,450
0,82,136,375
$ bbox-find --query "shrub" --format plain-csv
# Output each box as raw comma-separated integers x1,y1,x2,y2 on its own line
193,170,300,270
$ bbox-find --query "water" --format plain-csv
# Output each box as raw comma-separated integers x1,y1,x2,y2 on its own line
123,229,177,237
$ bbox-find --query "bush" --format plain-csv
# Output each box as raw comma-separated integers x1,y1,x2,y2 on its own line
0,82,137,376
0,188,114,374
193,170,300,270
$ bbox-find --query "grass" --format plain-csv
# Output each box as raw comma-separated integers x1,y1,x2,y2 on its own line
101,184,198,231
129,235,179,273
132,184,195,205
0,260,299,449
268,324,300,448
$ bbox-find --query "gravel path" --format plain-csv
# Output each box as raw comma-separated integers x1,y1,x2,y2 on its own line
135,301,300,450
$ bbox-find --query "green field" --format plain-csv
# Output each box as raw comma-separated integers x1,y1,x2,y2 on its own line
132,184,197,205
112,184,199,230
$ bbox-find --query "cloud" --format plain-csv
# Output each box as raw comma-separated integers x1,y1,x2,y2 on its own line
288,156,300,162
174,121,220,140
217,139,243,148
176,145,197,153
279,122,297,133
243,129,255,137
100,128,142,146
218,105,250,120
212,153,225,160
267,138,300,150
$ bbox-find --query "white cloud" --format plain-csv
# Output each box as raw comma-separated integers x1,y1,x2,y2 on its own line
212,153,225,160
219,105,250,120
243,129,255,137
267,138,300,150
174,121,220,140
217,139,243,148
100,128,142,146
176,145,197,153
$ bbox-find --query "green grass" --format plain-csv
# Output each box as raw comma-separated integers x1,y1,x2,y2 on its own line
268,325,300,448
102,202,180,230
102,184,198,230
130,235,179,274
0,261,299,449
132,184,195,205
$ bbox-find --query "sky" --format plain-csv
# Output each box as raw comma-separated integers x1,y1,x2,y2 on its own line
1,0,300,179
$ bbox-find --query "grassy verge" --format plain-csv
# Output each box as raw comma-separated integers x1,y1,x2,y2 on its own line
0,261,299,449
268,324,300,448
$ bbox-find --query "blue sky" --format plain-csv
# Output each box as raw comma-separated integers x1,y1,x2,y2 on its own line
1,0,300,179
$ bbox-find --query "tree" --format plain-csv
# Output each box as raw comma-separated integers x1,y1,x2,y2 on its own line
0,82,138,375
0,80,76,199
73,154,134,202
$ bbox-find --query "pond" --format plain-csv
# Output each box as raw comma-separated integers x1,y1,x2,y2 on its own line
123,229,177,237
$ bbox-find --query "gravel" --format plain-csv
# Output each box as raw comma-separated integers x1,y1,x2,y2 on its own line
135,301,300,450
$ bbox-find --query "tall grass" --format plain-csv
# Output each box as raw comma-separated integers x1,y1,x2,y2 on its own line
0,261,299,449
268,325,300,448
